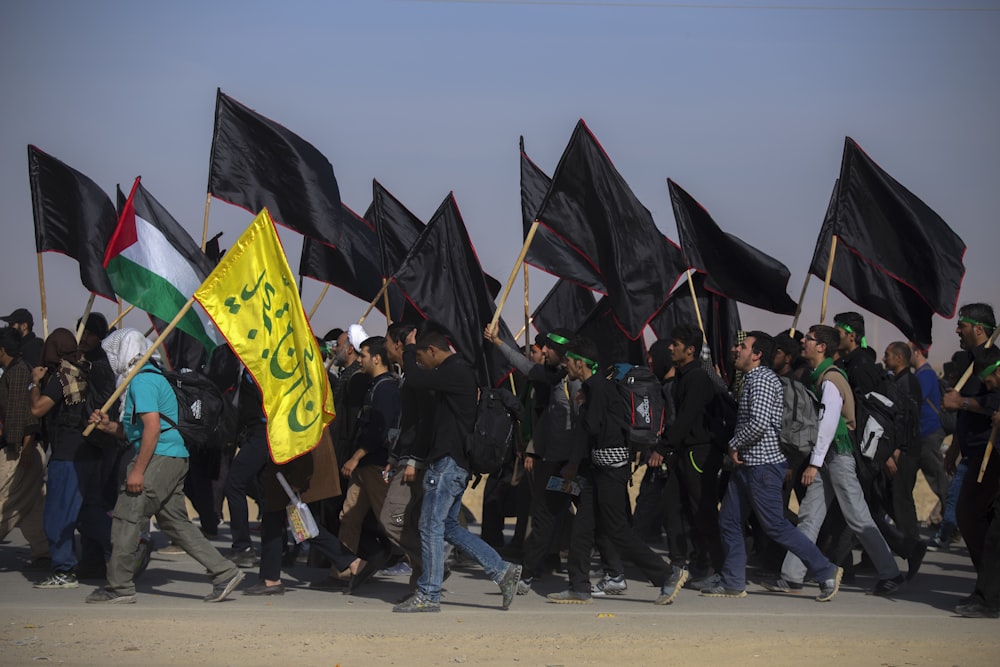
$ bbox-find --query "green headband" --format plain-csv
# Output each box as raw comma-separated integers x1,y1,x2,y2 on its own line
978,359,1000,380
546,333,570,346
835,322,868,349
565,351,598,373
960,315,991,328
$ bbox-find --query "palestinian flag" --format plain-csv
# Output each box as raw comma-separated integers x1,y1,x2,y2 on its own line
104,177,221,351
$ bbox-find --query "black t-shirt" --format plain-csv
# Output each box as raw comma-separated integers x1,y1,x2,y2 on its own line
41,374,99,461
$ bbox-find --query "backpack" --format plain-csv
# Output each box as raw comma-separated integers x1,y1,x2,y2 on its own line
464,387,524,482
609,363,666,452
853,390,898,464
137,367,238,454
778,376,819,459
709,382,738,451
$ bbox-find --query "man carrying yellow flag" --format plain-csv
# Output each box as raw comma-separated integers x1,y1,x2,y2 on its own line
195,208,335,464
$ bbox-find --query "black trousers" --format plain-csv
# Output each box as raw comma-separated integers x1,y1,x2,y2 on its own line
957,452,1000,572
260,508,354,582
969,494,1000,608
566,464,670,593
662,443,724,572
224,425,268,551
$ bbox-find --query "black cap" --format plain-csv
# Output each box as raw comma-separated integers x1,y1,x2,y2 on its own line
78,313,109,339
1,308,33,327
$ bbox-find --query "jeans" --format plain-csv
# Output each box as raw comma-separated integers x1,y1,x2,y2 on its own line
781,451,900,584
942,459,968,531
417,456,508,602
44,458,111,572
719,463,835,590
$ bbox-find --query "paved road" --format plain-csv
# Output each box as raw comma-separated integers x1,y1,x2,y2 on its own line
0,524,996,666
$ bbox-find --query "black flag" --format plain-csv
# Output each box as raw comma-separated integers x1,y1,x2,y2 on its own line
208,89,342,247
668,179,797,315
810,180,935,348
830,137,965,317
534,120,687,340
531,279,597,338
521,138,604,291
649,274,742,385
28,146,116,300
576,297,647,369
391,194,515,387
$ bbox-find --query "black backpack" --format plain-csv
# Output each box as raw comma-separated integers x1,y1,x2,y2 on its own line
464,387,523,482
709,382,738,451
610,363,666,452
137,367,238,454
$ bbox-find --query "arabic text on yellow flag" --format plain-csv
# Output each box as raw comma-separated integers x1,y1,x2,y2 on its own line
194,208,335,463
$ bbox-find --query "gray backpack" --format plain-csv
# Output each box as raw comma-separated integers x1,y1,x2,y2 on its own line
778,376,819,459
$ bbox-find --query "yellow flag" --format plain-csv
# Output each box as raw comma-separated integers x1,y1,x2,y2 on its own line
194,209,335,463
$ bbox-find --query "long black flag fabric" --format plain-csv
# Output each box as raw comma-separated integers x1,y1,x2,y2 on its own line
830,137,965,318
531,279,597,339
810,180,935,348
28,146,117,300
298,203,415,322
391,193,515,387
649,274,741,385
533,120,687,340
575,296,647,369
208,89,342,248
521,137,604,292
371,180,502,300
668,179,797,316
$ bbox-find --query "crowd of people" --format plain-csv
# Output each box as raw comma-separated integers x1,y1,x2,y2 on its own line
0,301,997,619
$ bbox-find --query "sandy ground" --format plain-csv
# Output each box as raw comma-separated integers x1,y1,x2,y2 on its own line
2,464,995,666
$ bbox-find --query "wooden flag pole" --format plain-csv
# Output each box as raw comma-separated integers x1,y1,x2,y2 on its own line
513,324,527,341
820,235,838,324
83,297,196,436
979,425,998,484
685,270,707,343
359,280,392,325
107,304,136,330
382,278,393,326
308,284,329,320
37,253,49,339
490,221,540,330
75,293,97,343
789,273,811,337
200,192,212,251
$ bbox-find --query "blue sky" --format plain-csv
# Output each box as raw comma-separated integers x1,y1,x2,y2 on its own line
2,0,997,360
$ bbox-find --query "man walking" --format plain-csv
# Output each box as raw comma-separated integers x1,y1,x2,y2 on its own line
706,332,842,601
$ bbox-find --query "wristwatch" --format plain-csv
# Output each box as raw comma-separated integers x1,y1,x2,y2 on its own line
962,398,970,411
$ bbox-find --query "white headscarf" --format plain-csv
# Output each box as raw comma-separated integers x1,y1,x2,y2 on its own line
348,323,369,351
102,328,158,382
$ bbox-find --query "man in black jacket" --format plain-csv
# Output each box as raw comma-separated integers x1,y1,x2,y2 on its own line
393,322,521,613
652,325,724,586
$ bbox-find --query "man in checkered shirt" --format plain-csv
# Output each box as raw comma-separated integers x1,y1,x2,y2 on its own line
701,331,842,601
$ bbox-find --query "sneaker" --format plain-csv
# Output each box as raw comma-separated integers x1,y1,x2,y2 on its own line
516,577,533,596
870,574,905,597
392,593,441,613
591,573,627,597
497,563,522,610
759,577,803,594
34,572,79,589
204,570,245,602
907,542,927,582
228,546,260,568
86,586,136,604
816,566,844,602
699,585,747,598
655,565,689,605
380,561,414,577
955,599,1000,619
546,589,593,604
685,571,720,590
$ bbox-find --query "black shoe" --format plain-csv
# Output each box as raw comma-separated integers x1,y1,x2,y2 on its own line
243,581,286,596
346,551,390,595
907,542,927,582
228,546,260,569
870,574,905,597
955,600,1000,618
309,574,350,590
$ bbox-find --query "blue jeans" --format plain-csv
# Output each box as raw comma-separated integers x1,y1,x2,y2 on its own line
418,456,508,602
719,462,835,590
942,459,967,530
44,458,111,572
